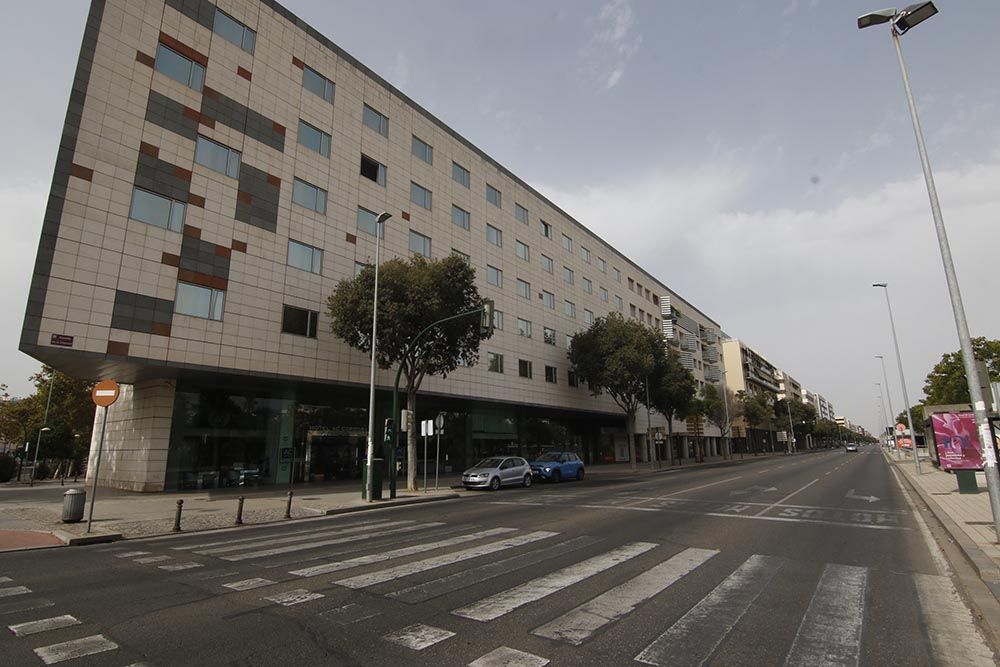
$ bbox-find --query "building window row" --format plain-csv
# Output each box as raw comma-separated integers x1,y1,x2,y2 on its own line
213,9,256,54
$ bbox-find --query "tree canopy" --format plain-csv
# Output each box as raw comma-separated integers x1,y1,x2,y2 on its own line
922,337,1000,405
650,348,697,461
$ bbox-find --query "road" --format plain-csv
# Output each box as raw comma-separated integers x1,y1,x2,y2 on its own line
1,448,996,666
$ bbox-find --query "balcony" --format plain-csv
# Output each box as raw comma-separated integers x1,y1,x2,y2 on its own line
704,366,721,382
680,351,695,370
702,346,718,363
681,334,698,352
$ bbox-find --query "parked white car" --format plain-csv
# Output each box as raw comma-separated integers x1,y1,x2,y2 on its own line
462,456,532,490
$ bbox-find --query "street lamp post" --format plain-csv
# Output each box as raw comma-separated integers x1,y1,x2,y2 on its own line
861,3,1000,540
875,382,890,448
364,212,393,503
873,284,920,474
875,355,898,458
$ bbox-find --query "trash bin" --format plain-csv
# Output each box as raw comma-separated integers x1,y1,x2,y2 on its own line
362,459,383,500
62,488,86,523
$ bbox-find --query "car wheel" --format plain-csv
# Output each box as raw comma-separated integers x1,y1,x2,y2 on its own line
576,467,584,481
552,469,561,483
523,474,532,488
489,476,501,491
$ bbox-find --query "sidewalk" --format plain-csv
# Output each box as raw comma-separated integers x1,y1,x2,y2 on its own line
0,449,808,551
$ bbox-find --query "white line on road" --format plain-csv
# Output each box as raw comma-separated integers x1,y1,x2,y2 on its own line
170,518,399,550
115,551,150,558
34,635,119,664
194,520,414,555
784,564,867,667
223,578,275,592
0,577,10,583
663,476,743,497
158,562,203,571
221,522,446,562
8,615,81,637
468,646,549,667
383,623,455,650
0,586,31,598
453,542,657,622
133,555,173,564
290,527,518,578
263,589,324,606
335,531,558,589
914,573,997,665
532,547,718,645
755,479,818,517
635,554,784,666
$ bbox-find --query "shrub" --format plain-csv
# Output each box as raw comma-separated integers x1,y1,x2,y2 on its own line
0,454,15,483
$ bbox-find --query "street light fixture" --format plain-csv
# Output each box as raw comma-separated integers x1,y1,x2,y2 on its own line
860,3,1000,540
365,211,392,503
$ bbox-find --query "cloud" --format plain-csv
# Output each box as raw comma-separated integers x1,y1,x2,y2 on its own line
581,0,642,90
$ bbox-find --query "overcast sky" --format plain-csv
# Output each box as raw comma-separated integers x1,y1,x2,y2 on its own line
2,1,999,434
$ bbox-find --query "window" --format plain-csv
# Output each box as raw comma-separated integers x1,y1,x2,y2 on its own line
452,205,470,230
615,295,623,311
582,277,592,294
362,104,388,137
411,135,433,164
292,178,327,214
409,230,431,258
281,305,318,338
452,249,470,264
302,64,334,102
652,293,659,305
452,161,470,188
488,352,504,373
486,184,502,208
540,220,552,239
214,9,255,53
195,136,240,178
580,246,591,263
645,288,651,301
517,318,532,338
565,300,576,318
565,333,574,348
155,43,205,91
287,239,322,274
492,310,504,331
563,267,574,285
298,120,331,157
360,154,386,185
354,261,368,277
545,366,557,383
515,203,528,224
584,309,594,325
562,234,572,252
487,265,502,287
599,287,608,303
613,267,621,283
543,327,556,345
568,370,579,387
515,240,530,261
129,187,185,232
410,182,432,210
541,254,554,273
486,224,502,247
356,207,385,238
628,278,635,291
598,257,607,273
630,304,637,317
516,279,530,299
542,290,555,309
518,359,532,379
175,282,224,320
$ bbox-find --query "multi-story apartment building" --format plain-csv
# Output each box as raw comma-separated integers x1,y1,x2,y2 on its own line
20,0,726,491
719,338,781,452
776,370,802,405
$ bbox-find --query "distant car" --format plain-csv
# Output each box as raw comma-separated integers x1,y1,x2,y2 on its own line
462,457,532,490
529,452,585,482
846,444,858,452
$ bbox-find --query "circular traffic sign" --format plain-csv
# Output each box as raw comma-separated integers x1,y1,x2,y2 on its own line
92,380,120,407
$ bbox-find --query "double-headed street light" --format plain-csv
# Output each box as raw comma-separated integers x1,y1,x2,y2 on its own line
365,211,393,503
860,3,1000,541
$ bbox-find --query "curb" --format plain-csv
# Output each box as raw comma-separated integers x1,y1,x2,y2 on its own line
323,493,460,515
53,530,124,546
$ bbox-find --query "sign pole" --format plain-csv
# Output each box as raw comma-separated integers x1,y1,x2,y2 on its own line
422,420,429,494
87,380,120,533
434,413,445,491
86,405,108,533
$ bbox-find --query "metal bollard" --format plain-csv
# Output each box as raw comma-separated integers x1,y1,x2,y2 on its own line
173,499,183,532
235,496,245,525
284,490,293,519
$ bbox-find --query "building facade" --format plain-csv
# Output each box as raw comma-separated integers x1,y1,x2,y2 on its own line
21,0,726,491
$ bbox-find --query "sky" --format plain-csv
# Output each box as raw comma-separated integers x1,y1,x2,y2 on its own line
2,0,999,436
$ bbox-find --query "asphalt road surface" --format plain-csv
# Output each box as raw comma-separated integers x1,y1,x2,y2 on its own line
1,448,996,666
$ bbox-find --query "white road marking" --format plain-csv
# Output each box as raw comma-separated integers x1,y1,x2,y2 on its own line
784,564,867,667
888,467,949,574
319,603,380,625
453,542,657,622
635,554,783,666
755,479,818,516
0,577,10,583
532,547,718,645
335,531,558,589
914,573,997,665
663,476,743,497
223,578,274,591
115,551,150,558
221,522,445,561
158,562,203,571
291,527,518,578
170,518,398,550
194,520,414,555
468,646,549,666
0,598,54,616
33,634,118,664
133,555,173,564
8,615,81,637
263,588,324,606
383,623,455,650
0,586,31,598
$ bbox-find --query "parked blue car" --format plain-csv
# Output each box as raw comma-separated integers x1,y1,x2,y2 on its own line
529,452,584,482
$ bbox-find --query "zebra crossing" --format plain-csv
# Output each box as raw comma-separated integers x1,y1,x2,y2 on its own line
91,515,995,666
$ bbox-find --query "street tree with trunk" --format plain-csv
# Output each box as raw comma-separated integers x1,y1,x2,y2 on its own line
697,383,739,457
738,389,775,451
650,348,697,463
327,254,488,491
922,337,1000,405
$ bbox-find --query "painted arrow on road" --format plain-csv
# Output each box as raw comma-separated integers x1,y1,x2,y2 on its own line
729,485,778,496
846,489,880,503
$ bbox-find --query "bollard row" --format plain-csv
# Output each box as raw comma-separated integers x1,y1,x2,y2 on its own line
170,491,295,533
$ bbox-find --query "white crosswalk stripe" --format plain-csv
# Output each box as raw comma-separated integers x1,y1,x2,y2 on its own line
468,646,549,666
453,542,657,622
0,586,31,598
8,615,81,637
291,527,518,578
115,551,150,558
133,556,172,564
0,577,11,583
784,563,867,667
335,530,558,589
193,520,415,555
635,554,784,666
33,634,118,664
170,518,399,551
914,573,997,666
220,522,446,562
532,547,718,645
263,589,324,606
223,578,275,592
383,623,455,650
158,562,203,571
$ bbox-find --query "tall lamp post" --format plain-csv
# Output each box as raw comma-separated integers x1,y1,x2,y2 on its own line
875,382,890,447
875,355,898,458
861,3,1000,539
873,283,920,474
364,211,393,503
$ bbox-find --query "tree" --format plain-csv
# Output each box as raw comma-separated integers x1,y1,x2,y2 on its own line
895,404,925,432
922,337,1000,405
774,399,816,450
569,313,666,471
698,383,738,457
738,389,775,452
327,254,488,491
650,349,697,463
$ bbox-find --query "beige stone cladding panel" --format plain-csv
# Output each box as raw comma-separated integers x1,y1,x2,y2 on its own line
87,379,175,492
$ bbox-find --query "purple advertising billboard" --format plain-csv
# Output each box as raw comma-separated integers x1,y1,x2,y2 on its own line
931,412,982,471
